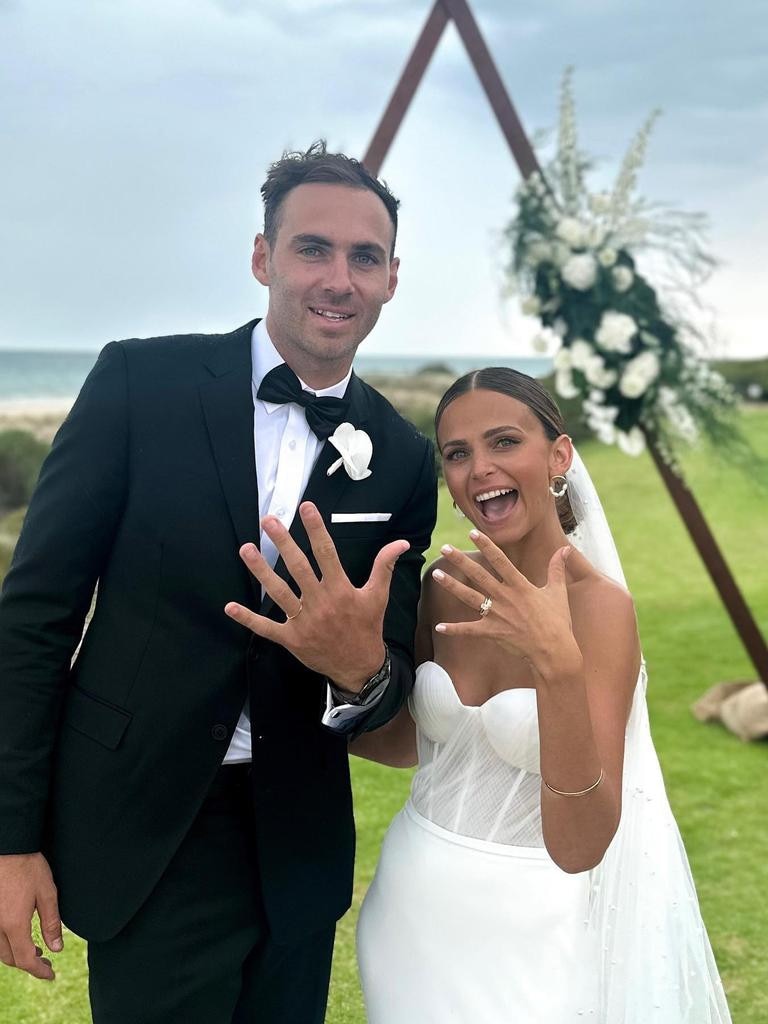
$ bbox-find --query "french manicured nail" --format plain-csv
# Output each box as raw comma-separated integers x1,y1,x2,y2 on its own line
432,569,445,580
440,544,453,554
50,938,63,952
469,529,480,540
435,623,447,632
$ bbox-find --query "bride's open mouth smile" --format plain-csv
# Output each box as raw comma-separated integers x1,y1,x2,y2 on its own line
473,487,519,524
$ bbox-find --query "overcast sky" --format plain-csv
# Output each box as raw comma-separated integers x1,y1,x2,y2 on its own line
1,0,766,358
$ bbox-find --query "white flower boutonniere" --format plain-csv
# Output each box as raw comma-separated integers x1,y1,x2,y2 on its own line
326,422,373,481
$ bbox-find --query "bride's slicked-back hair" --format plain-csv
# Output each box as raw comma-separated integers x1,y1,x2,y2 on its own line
435,367,577,534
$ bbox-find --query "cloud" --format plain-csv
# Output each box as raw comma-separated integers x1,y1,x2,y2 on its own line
0,0,765,357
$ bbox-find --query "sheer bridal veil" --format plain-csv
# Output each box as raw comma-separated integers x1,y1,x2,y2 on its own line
566,450,731,1023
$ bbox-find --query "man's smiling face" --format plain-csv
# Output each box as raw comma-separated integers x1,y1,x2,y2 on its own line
252,182,399,388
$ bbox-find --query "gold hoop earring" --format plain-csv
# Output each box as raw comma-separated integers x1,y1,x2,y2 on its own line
549,475,568,498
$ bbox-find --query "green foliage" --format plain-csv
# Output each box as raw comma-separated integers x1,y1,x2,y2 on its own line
0,431,49,515
1,413,767,1022
0,508,26,579
715,357,768,402
415,360,455,376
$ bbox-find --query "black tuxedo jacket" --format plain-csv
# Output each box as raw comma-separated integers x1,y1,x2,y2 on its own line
0,321,436,943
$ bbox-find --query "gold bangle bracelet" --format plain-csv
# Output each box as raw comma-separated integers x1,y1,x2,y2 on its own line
542,768,604,798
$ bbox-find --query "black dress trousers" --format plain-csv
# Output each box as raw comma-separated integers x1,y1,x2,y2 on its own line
87,766,336,1024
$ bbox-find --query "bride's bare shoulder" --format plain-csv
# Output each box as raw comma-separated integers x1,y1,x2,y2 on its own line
566,550,636,635
566,555,639,692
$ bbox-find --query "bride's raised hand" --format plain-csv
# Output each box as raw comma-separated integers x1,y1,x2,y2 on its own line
432,529,581,674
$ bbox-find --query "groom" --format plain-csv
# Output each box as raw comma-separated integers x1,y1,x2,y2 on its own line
0,142,437,1022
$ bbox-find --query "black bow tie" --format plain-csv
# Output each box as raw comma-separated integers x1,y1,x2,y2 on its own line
256,362,350,441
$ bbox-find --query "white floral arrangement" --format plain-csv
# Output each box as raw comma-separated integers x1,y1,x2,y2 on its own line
505,68,740,465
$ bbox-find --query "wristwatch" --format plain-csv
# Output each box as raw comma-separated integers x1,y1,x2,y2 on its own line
329,647,391,707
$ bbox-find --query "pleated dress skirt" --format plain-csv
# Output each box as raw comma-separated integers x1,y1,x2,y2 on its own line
357,801,599,1023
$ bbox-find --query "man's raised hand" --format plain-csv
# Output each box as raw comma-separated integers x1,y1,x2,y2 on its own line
225,502,409,692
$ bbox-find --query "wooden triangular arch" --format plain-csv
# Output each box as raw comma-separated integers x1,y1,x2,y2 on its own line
362,0,768,688
363,0,539,179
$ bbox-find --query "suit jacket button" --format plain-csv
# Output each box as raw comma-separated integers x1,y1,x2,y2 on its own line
211,724,229,741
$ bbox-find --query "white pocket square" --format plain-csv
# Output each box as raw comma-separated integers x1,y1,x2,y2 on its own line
331,513,392,523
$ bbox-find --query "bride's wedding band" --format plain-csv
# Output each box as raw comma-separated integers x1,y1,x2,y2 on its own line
479,596,493,617
286,600,303,621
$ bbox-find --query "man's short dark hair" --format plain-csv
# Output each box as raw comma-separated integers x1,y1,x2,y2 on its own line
261,140,400,257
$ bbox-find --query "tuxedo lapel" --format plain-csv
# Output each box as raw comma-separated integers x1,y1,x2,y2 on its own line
199,322,261,595
260,372,371,618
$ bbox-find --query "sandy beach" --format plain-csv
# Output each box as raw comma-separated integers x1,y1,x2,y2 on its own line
0,372,459,446
0,397,74,442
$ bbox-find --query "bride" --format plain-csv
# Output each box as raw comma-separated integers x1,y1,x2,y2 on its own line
352,367,731,1023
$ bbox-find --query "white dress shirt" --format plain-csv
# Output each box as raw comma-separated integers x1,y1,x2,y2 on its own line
223,320,382,763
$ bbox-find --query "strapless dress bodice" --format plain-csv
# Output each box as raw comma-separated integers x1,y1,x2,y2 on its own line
411,661,541,775
407,662,545,847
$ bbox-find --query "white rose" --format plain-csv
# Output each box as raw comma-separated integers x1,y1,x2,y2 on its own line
553,317,568,338
617,427,646,456
553,347,573,371
555,369,580,399
619,373,649,399
584,399,619,425
595,423,617,445
531,332,550,353
561,253,598,291
570,339,594,370
521,296,541,316
595,311,637,354
327,423,374,480
597,247,618,268
555,216,590,249
619,350,661,398
611,266,634,292
584,356,618,389
584,402,618,444
527,240,551,265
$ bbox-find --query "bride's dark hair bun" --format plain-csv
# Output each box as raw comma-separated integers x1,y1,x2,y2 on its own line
435,367,577,534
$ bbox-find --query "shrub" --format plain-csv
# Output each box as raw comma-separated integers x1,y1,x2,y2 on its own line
415,361,455,376
714,357,768,402
0,430,49,514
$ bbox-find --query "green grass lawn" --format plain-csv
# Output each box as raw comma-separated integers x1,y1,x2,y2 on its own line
1,410,767,1022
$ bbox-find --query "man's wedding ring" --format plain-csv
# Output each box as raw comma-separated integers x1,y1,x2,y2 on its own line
286,600,303,621
479,596,493,617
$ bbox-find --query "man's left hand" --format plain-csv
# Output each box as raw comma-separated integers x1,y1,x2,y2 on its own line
225,502,409,692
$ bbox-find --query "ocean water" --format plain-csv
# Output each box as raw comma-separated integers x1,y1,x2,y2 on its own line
0,349,552,402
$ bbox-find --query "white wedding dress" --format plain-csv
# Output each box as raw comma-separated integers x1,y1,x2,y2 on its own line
357,452,732,1024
